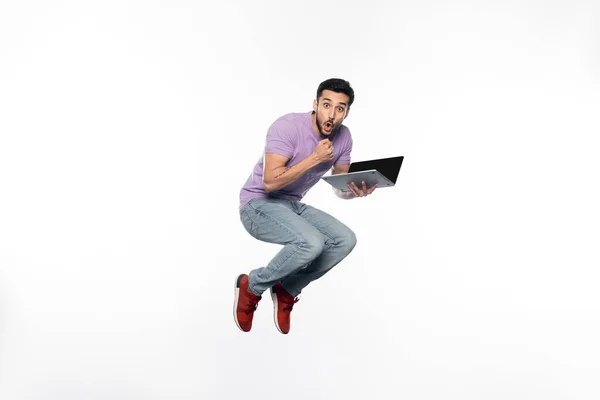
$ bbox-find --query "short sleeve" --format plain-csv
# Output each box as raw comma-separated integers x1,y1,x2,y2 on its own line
336,130,353,165
264,119,295,158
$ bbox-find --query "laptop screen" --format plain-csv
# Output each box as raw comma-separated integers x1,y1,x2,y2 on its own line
348,156,403,183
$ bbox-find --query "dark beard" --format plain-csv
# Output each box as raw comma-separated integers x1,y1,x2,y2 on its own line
316,114,334,140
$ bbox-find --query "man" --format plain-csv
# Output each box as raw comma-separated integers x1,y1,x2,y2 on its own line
234,78,377,334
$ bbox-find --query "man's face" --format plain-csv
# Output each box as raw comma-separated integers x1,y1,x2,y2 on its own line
312,89,350,138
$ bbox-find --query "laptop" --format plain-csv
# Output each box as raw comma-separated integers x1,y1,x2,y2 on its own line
321,156,404,192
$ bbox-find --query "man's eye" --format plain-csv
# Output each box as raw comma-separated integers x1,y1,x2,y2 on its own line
338,107,344,112
324,104,329,108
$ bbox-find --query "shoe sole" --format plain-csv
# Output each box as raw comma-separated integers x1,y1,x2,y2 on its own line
271,288,286,334
233,274,245,332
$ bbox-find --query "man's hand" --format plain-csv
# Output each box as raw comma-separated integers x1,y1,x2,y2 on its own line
313,139,334,163
347,180,377,198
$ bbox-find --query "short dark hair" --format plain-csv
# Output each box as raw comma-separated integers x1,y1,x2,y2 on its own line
316,78,354,107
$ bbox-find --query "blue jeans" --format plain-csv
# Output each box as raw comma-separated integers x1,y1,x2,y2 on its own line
239,198,357,297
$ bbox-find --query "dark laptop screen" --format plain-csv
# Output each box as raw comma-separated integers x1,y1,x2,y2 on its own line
348,156,403,184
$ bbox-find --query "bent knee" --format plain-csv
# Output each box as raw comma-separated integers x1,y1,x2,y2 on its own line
339,229,357,253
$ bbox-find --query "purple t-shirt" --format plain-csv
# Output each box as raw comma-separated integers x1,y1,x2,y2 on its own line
239,111,353,209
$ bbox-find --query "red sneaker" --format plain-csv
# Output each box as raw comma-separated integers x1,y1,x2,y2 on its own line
270,282,299,334
233,274,261,332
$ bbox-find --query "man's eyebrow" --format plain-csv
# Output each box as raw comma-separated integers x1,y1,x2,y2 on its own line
322,98,347,107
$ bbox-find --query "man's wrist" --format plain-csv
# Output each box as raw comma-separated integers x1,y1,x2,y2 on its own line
335,188,357,199
310,153,321,168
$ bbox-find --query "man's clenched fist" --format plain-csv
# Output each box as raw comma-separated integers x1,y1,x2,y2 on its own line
313,138,334,163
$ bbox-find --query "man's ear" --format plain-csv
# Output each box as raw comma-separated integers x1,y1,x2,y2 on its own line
313,99,318,113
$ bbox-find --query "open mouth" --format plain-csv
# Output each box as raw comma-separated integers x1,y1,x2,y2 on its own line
323,121,334,132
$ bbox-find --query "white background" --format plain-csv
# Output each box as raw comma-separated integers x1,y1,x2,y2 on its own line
1,1,599,399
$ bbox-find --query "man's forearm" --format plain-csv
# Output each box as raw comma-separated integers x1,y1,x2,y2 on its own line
264,154,320,192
